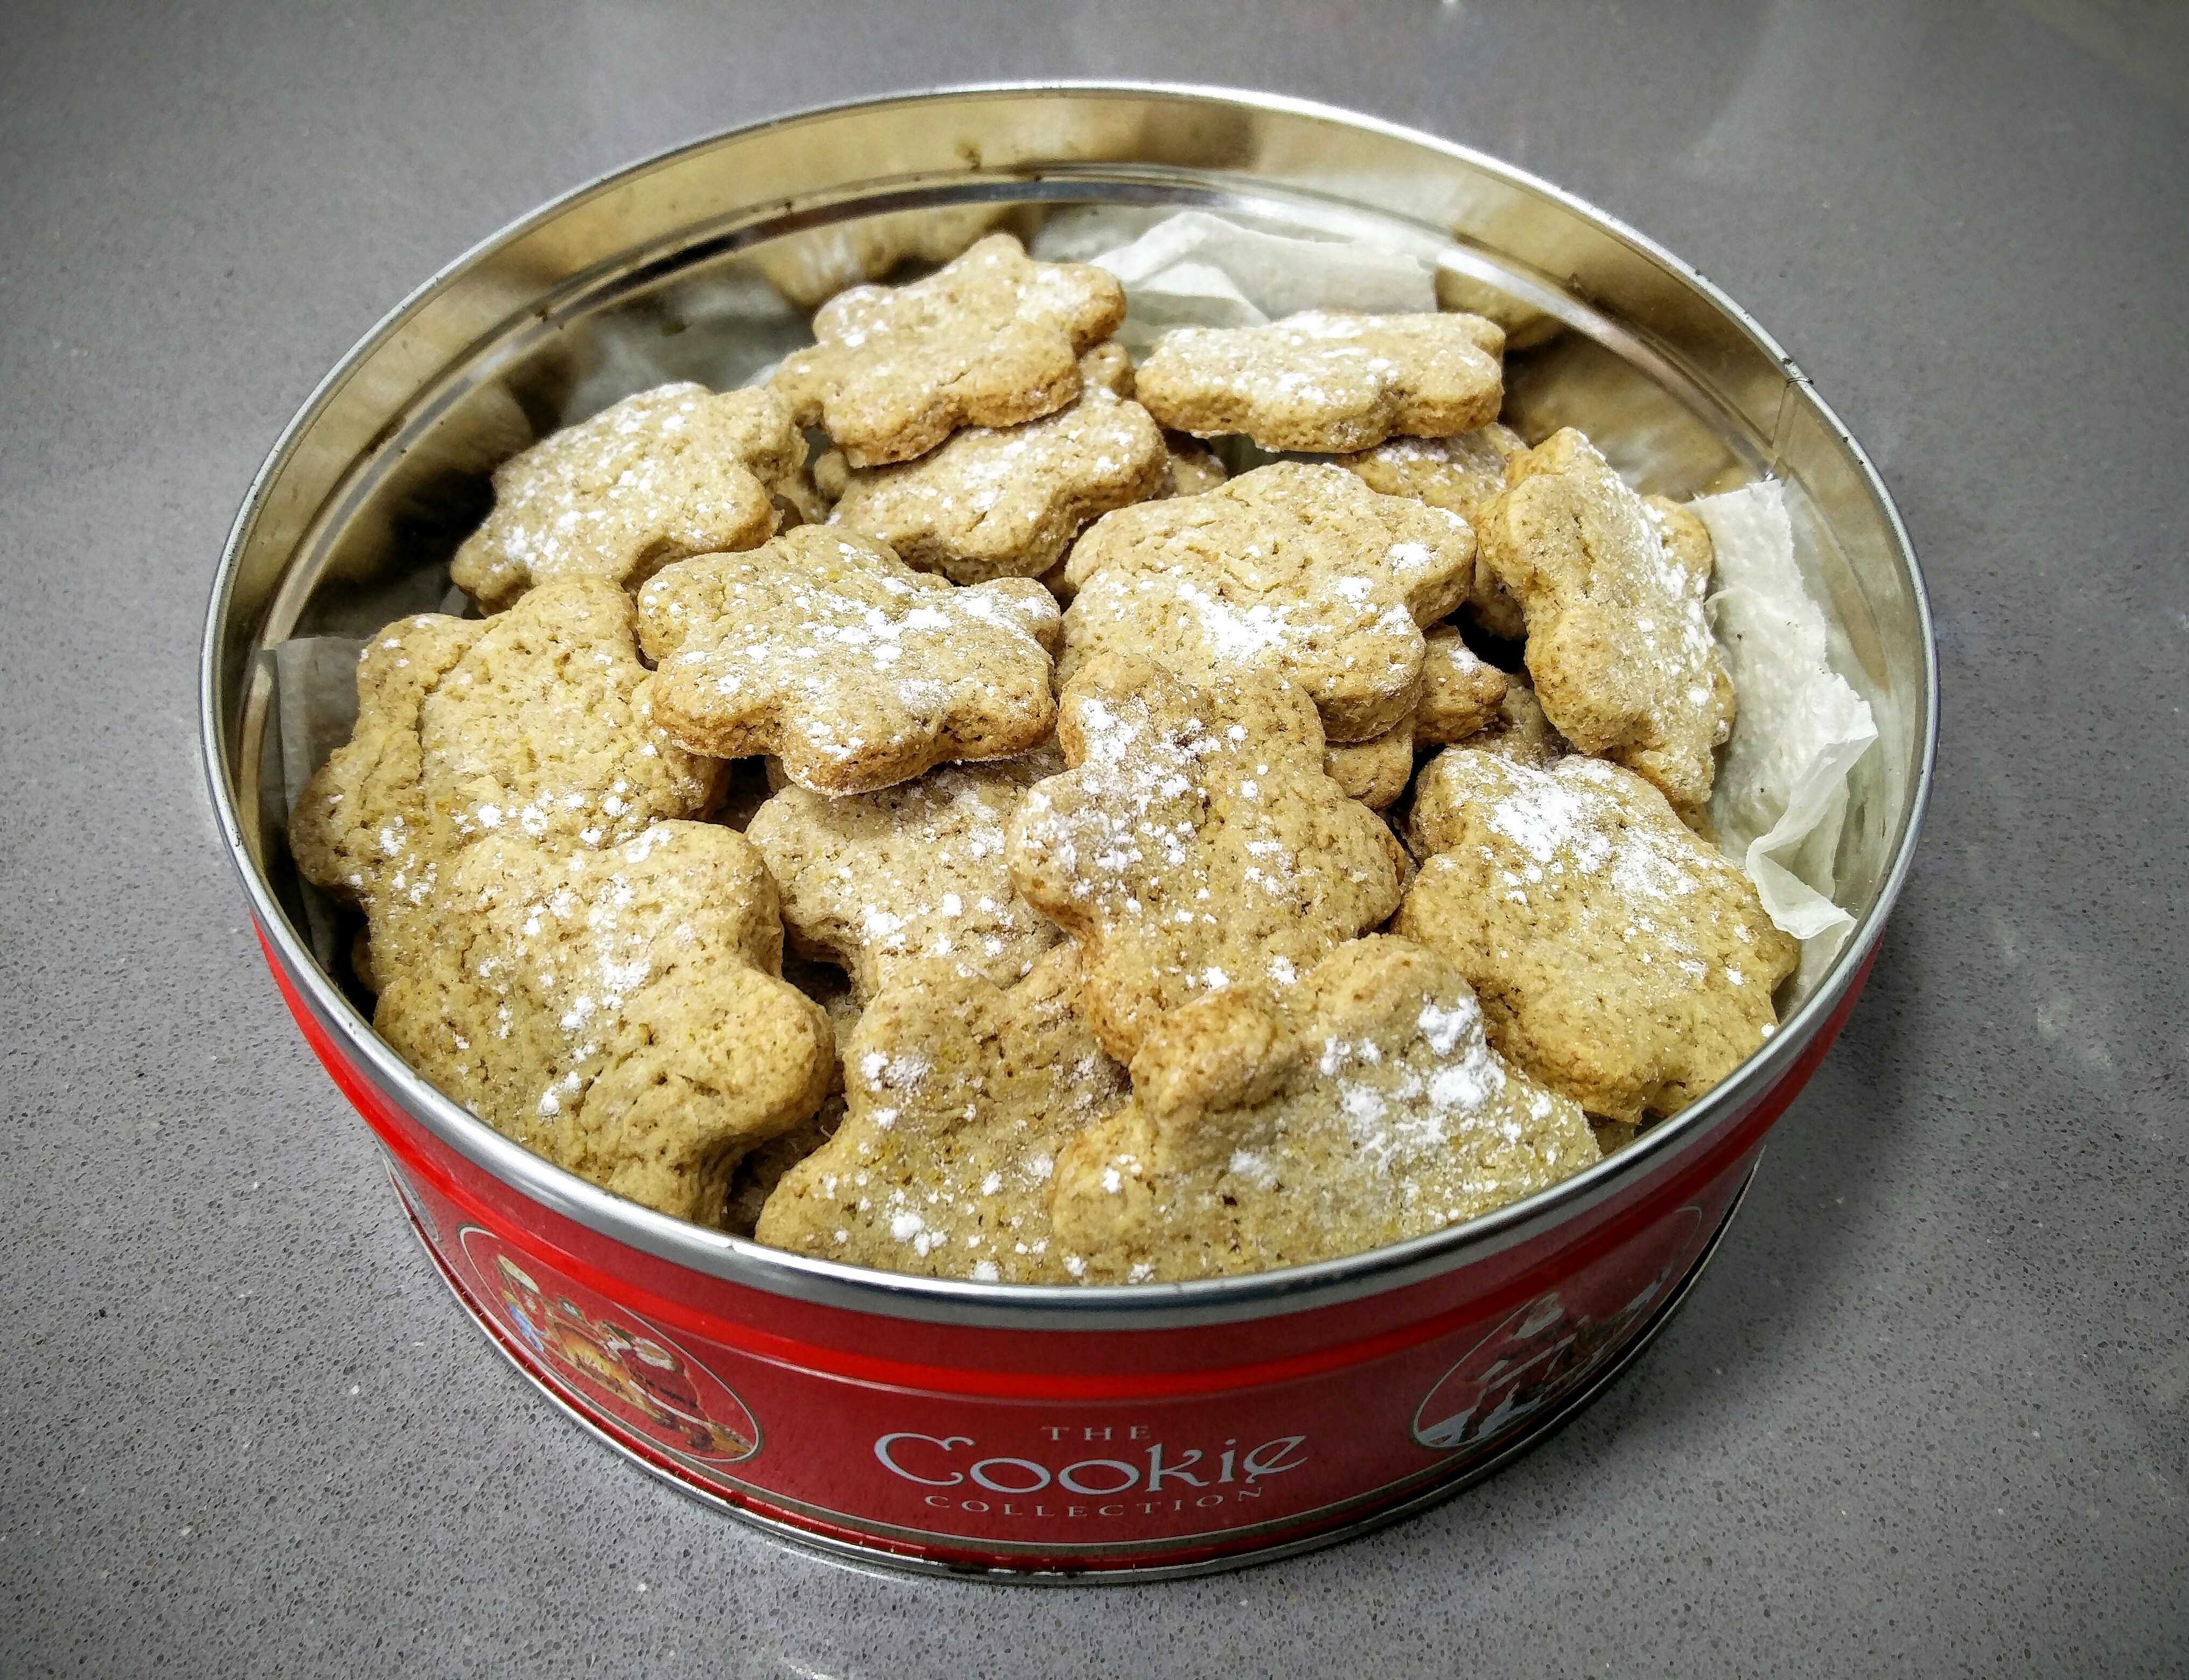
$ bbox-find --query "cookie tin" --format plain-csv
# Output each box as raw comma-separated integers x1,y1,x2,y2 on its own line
201,86,1936,1580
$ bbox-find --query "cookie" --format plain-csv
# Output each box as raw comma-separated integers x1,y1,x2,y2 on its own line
723,976,859,1237
1060,461,1476,742
1477,429,1734,813
1335,424,1529,638
635,527,1062,794
745,748,1065,1003
753,204,1029,309
1135,310,1505,453
1414,623,1510,746
1080,339,1136,398
1323,718,1414,810
449,384,802,612
772,234,1127,467
820,382,1167,585
375,822,834,1226
1050,936,1598,1282
1394,751,1797,1122
1451,674,1569,769
1006,653,1405,1063
289,576,721,942
754,945,1129,1282
1036,434,1226,606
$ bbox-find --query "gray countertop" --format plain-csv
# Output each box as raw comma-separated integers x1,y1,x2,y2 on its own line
3,0,2184,1672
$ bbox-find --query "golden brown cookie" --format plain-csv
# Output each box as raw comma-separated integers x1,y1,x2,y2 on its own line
820,384,1167,584
636,527,1062,794
1135,310,1505,453
375,822,834,1226
1433,267,1562,352
723,977,859,1237
449,384,802,612
1415,624,1510,746
1060,462,1476,743
1335,424,1529,638
772,234,1127,467
1007,653,1405,1063
1323,718,1415,810
1051,936,1597,1282
1036,433,1227,606
1453,676,1569,768
745,748,1065,1004
1079,340,1136,398
754,946,1128,1281
289,577,720,940
1395,751,1796,1122
1477,429,1734,813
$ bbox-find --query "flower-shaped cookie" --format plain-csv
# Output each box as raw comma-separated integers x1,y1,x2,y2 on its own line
375,822,834,1226
752,204,1025,309
1006,653,1406,1063
1395,750,1796,1121
635,527,1062,795
1135,309,1505,453
1059,462,1477,742
289,576,720,944
1336,423,1530,638
754,945,1128,1282
822,384,1168,584
1477,429,1734,813
1051,936,1597,1282
450,384,802,612
772,234,1127,467
745,748,1065,1003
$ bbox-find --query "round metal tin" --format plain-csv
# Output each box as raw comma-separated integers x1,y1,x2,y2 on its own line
201,85,1937,1577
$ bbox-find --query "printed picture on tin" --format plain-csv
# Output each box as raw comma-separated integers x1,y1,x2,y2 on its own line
456,1226,762,1468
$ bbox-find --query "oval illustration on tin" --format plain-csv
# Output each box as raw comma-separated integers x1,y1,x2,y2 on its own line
1411,1205,1705,1455
456,1227,761,1468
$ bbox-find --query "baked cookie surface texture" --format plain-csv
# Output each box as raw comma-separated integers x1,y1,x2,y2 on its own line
1336,423,1530,638
772,233,1127,467
1414,624,1510,746
375,822,833,1226
1478,428,1734,813
636,527,1061,794
1007,653,1405,1064
450,384,802,611
744,748,1065,1003
1060,461,1475,742
754,946,1128,1282
1135,310,1505,453
1051,936,1598,1282
822,382,1168,584
1396,750,1796,1122
289,576,720,962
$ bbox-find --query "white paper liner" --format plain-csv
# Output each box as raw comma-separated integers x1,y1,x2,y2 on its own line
1073,209,1438,355
1695,480,1878,985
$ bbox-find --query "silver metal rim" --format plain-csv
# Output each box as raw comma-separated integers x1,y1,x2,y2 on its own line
204,82,1938,1331
398,1155,1759,1582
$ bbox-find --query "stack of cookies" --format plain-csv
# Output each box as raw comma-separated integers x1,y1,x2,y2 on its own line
291,230,1796,1283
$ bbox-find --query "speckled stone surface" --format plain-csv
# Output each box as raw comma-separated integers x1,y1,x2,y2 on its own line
2,0,2185,1673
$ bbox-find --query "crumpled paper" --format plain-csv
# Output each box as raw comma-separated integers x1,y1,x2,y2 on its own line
1072,209,1438,356
1696,479,1877,985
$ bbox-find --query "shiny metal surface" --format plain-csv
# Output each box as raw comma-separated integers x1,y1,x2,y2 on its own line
204,85,1935,1326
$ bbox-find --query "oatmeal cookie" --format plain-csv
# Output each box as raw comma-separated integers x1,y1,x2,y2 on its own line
1060,461,1476,742
1007,653,1405,1063
450,384,802,612
1335,424,1529,638
375,822,833,1226
1477,429,1733,813
1135,310,1505,453
754,945,1128,1282
772,234,1126,467
745,748,1065,1003
637,527,1061,794
1395,751,1796,1121
1051,936,1597,1281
